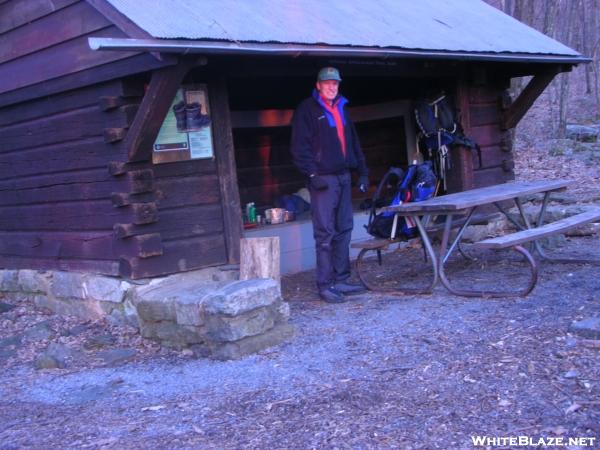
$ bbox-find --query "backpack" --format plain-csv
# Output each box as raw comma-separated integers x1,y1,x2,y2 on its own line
414,94,482,190
365,162,437,240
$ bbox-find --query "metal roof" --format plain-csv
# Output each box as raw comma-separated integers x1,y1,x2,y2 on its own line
102,0,584,62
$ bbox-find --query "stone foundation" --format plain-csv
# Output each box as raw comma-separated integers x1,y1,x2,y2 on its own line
0,266,293,360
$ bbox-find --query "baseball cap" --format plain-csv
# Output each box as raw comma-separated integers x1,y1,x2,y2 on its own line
317,67,342,82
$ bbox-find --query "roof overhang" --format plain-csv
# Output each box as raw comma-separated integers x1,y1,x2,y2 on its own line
89,37,591,65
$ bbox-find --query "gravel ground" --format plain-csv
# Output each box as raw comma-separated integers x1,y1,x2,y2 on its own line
1,234,599,449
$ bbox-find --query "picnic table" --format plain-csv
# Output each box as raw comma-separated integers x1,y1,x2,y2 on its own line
353,180,600,297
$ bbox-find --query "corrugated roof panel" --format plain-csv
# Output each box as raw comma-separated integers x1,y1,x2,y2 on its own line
104,0,579,57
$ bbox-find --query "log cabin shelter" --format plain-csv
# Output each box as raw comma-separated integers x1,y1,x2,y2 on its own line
0,0,589,279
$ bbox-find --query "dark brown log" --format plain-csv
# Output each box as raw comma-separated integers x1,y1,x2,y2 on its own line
104,128,127,143
0,1,109,64
446,80,474,193
210,77,243,264
0,231,111,258
114,204,224,239
500,90,512,110
468,86,500,104
474,145,514,169
124,170,154,193
0,80,142,127
0,26,137,95
118,234,227,279
130,203,158,225
152,158,217,177
0,53,169,109
500,130,514,153
99,96,135,111
468,124,503,148
107,161,152,176
502,68,560,130
0,137,121,181
1,106,104,152
125,58,197,162
473,166,514,188
104,104,140,128
111,192,157,207
113,233,163,259
0,255,120,276
502,159,515,172
0,230,160,261
0,168,153,204
154,174,220,209
0,0,78,34
0,200,157,231
469,103,501,127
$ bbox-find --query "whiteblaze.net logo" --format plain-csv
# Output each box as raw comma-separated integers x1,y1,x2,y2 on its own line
470,435,597,447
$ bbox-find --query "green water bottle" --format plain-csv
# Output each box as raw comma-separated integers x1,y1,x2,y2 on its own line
248,203,256,223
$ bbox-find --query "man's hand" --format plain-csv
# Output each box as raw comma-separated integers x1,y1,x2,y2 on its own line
358,175,369,193
309,175,328,190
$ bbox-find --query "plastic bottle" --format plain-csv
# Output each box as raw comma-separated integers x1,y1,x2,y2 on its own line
248,203,256,223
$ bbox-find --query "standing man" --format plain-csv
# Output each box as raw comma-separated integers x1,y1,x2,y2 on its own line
291,67,369,303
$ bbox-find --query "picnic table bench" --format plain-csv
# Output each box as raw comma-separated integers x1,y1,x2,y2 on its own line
353,180,600,298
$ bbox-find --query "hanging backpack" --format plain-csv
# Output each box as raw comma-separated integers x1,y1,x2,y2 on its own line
365,162,437,240
414,93,482,191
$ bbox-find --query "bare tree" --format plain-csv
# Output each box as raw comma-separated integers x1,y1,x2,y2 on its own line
557,0,577,137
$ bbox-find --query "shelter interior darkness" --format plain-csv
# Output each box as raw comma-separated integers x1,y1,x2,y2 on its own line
227,75,455,220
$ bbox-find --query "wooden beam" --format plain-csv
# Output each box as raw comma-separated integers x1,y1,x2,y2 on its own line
125,58,197,162
501,68,561,130
446,78,474,193
210,77,243,264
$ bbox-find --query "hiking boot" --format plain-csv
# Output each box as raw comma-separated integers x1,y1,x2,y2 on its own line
186,103,211,130
319,286,346,303
334,280,366,295
172,101,187,131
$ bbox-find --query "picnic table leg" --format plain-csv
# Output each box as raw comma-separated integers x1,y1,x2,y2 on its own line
355,215,438,295
437,213,539,297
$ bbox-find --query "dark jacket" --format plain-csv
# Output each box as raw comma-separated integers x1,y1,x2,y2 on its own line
290,90,368,178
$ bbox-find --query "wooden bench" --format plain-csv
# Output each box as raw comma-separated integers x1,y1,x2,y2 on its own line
474,208,600,250
469,208,600,296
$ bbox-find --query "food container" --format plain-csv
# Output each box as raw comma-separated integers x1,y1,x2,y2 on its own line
265,208,285,224
284,210,295,222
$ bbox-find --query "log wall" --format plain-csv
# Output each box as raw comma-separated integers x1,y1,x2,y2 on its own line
0,0,228,279
466,84,515,188
0,79,142,275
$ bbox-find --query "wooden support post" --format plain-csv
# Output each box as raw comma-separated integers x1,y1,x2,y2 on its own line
240,237,280,281
502,68,562,130
210,77,243,264
125,58,197,161
446,78,474,193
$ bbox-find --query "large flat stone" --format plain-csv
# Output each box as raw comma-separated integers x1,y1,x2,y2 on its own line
203,279,281,316
17,270,50,294
211,323,295,360
175,296,205,327
0,270,19,292
569,317,600,340
139,321,206,346
132,277,224,322
33,295,105,319
50,272,128,303
206,306,276,342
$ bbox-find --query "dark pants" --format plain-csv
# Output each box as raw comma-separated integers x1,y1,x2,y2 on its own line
309,172,353,290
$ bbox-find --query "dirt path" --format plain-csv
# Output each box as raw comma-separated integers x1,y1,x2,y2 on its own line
1,236,599,449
